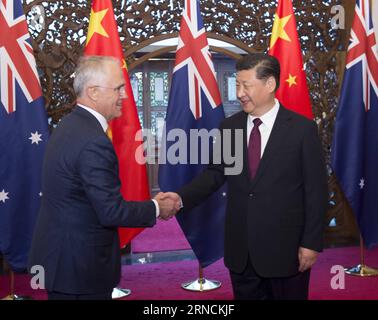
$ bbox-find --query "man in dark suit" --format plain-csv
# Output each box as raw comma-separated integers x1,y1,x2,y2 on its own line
28,56,177,300
161,53,328,300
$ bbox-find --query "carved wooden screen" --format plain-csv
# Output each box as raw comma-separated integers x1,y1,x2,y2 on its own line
22,0,359,246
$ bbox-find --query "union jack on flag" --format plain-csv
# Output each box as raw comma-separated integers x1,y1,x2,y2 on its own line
0,0,42,114
173,0,222,120
0,0,49,271
332,0,378,248
159,0,226,267
345,0,378,111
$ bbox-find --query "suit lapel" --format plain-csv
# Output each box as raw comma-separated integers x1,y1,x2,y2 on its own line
224,111,251,184
240,112,251,184
249,105,292,189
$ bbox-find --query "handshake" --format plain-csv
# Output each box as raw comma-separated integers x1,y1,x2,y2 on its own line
153,192,182,221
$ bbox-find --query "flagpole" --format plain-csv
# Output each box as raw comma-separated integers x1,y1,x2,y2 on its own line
1,260,31,300
344,234,378,276
181,262,221,291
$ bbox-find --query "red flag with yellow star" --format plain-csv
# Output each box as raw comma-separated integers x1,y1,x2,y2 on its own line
268,0,313,119
84,0,149,246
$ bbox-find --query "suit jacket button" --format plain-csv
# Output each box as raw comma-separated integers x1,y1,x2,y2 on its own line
249,193,253,197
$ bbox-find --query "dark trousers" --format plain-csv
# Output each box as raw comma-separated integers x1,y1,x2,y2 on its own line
48,290,112,300
229,258,311,300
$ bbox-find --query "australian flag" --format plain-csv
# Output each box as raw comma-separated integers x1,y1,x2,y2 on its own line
331,0,378,248
0,0,49,271
158,0,226,267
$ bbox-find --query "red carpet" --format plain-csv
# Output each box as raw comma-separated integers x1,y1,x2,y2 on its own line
132,218,190,253
1,246,378,300
309,246,378,300
0,259,232,300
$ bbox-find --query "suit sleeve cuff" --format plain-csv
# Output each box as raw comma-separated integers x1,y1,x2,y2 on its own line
151,199,160,217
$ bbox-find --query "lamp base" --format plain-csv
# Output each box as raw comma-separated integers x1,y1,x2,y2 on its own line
1,294,32,300
181,278,221,292
112,287,131,299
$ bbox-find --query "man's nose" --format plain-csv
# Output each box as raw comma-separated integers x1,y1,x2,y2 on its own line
236,86,244,99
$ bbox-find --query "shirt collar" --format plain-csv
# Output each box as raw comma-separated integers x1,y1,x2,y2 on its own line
248,99,280,130
78,104,108,132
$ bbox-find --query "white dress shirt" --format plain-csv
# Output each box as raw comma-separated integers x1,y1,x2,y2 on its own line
77,104,160,217
246,99,280,157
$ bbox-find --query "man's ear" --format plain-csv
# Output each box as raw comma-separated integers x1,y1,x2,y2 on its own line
86,86,98,101
266,76,277,93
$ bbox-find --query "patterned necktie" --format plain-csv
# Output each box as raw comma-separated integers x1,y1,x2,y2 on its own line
248,118,262,179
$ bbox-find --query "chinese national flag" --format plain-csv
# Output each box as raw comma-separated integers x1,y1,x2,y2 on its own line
84,0,150,247
268,0,313,119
